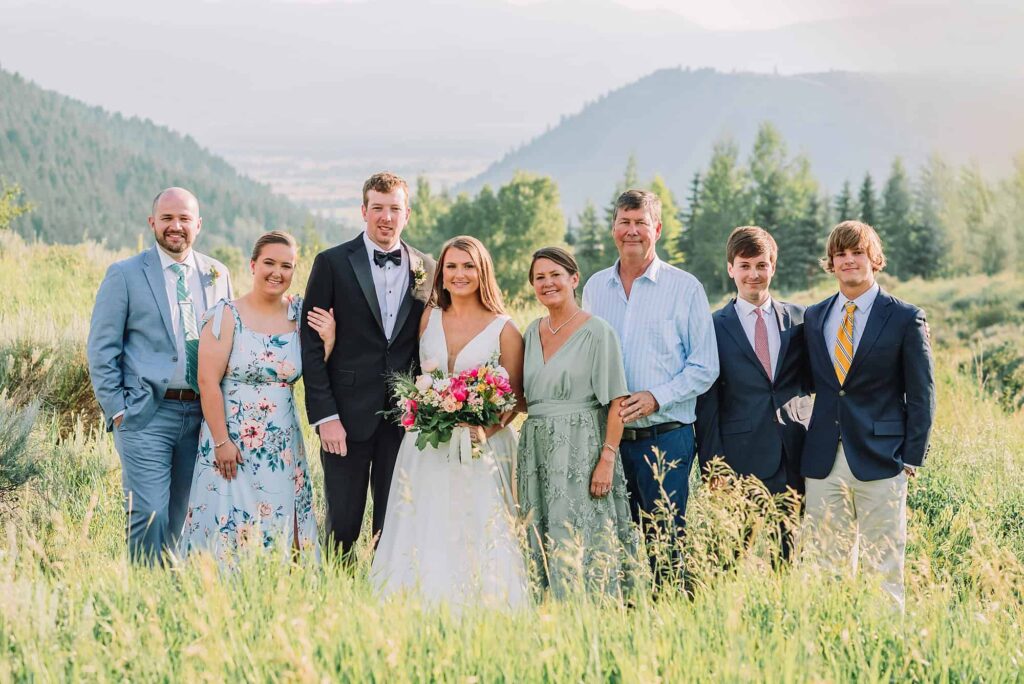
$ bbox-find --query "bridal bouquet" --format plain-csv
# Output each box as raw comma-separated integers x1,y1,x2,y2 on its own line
389,353,516,458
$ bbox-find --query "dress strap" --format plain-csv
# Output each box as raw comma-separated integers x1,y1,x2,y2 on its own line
201,298,240,340
287,295,304,332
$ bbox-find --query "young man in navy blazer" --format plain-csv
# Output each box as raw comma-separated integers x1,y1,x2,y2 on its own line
695,226,813,555
802,221,934,609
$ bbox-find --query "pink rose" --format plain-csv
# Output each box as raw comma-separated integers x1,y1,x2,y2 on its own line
421,359,440,373
414,374,433,392
401,413,415,428
258,502,273,519
282,448,293,466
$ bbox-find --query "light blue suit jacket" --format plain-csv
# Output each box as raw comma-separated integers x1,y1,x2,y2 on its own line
87,246,233,431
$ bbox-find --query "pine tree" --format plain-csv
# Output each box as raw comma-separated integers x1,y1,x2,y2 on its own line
880,158,914,278
834,180,858,223
649,175,683,266
676,172,701,263
858,173,878,227
574,200,606,283
687,140,750,296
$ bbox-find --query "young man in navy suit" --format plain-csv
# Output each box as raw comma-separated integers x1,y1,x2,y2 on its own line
695,226,812,556
801,221,934,609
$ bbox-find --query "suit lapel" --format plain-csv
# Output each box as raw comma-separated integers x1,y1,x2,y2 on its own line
719,301,771,382
347,242,385,333
774,300,793,373
389,243,428,345
814,293,841,391
193,252,216,309
143,247,176,343
846,289,894,380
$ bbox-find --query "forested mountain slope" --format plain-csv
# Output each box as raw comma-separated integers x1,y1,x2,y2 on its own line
0,67,325,248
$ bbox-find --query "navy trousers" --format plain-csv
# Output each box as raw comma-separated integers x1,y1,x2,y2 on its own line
619,424,696,536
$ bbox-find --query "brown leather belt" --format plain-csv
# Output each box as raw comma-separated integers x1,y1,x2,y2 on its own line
620,421,686,442
164,388,200,401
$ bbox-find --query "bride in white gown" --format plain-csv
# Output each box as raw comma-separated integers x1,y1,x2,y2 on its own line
371,236,528,608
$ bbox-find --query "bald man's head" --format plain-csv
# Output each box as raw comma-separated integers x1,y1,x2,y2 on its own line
149,187,202,259
152,187,200,216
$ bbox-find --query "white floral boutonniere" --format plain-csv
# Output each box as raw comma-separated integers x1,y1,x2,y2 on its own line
412,261,428,290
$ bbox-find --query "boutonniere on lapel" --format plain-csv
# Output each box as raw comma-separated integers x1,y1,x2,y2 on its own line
411,259,428,291
202,265,222,288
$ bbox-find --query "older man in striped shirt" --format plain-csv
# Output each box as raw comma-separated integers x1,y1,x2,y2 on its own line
582,189,719,568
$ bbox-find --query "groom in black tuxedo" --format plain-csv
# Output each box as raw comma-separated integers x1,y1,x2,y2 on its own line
301,172,435,557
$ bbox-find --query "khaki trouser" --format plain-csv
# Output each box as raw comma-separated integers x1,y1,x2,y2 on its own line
803,443,908,609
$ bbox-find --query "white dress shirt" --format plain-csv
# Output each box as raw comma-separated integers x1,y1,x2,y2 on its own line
733,296,781,380
156,245,206,389
362,231,409,340
824,282,880,368
582,256,719,426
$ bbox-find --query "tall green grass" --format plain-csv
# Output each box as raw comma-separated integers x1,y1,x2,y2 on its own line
1,236,1022,680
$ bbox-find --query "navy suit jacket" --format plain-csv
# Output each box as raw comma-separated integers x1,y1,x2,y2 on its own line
802,287,935,481
695,299,813,492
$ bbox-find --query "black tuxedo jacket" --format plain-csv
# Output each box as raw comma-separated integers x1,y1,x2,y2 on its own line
801,287,935,481
301,235,435,442
696,299,813,491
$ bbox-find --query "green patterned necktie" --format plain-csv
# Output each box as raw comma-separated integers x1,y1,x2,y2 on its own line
170,263,200,394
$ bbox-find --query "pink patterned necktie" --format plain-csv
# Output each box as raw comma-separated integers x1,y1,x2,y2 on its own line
754,308,772,379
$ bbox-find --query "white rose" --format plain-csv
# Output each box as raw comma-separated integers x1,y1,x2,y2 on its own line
421,359,440,373
414,375,434,392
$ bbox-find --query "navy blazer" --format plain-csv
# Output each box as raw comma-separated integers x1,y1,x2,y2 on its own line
802,288,935,481
695,299,813,492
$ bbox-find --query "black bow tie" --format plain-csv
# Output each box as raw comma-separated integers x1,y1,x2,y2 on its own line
373,248,402,268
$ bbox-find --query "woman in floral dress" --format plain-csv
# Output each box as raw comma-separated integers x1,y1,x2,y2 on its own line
179,231,335,562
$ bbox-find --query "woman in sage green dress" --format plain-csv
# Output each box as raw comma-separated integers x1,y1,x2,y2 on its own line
517,247,639,597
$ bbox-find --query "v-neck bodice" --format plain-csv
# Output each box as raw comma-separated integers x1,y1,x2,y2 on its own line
419,307,509,374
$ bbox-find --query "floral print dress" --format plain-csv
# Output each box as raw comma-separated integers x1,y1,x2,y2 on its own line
179,297,319,562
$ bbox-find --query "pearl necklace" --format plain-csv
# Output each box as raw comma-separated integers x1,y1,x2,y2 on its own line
547,309,582,335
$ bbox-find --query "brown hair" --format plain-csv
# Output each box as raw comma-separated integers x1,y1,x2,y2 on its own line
251,230,297,261
820,220,887,273
529,246,579,282
429,236,506,314
613,189,662,226
726,226,778,266
362,171,410,207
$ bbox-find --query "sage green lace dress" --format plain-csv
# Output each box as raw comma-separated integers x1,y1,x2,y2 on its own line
517,316,638,597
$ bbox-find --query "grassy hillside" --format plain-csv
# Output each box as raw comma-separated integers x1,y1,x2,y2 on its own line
0,67,333,249
1,236,1022,679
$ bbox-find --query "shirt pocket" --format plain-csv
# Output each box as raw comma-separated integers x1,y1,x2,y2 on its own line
645,320,680,371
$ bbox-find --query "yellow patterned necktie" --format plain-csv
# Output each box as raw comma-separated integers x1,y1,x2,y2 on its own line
834,301,856,385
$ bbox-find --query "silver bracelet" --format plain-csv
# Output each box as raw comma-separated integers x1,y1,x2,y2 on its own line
601,443,619,457
214,437,230,449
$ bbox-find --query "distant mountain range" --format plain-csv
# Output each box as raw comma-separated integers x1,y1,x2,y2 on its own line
461,68,1024,216
1,0,1020,162
0,67,330,249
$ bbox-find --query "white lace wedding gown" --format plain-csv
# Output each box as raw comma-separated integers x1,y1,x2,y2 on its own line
371,308,528,608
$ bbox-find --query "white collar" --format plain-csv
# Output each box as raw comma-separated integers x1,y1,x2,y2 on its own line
735,296,774,318
156,244,197,273
839,282,880,313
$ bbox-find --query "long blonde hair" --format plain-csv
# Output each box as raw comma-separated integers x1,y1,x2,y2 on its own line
429,236,506,314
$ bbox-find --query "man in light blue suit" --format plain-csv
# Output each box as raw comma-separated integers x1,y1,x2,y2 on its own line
88,188,232,564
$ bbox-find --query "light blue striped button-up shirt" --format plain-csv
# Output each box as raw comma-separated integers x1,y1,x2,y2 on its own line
582,257,719,426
